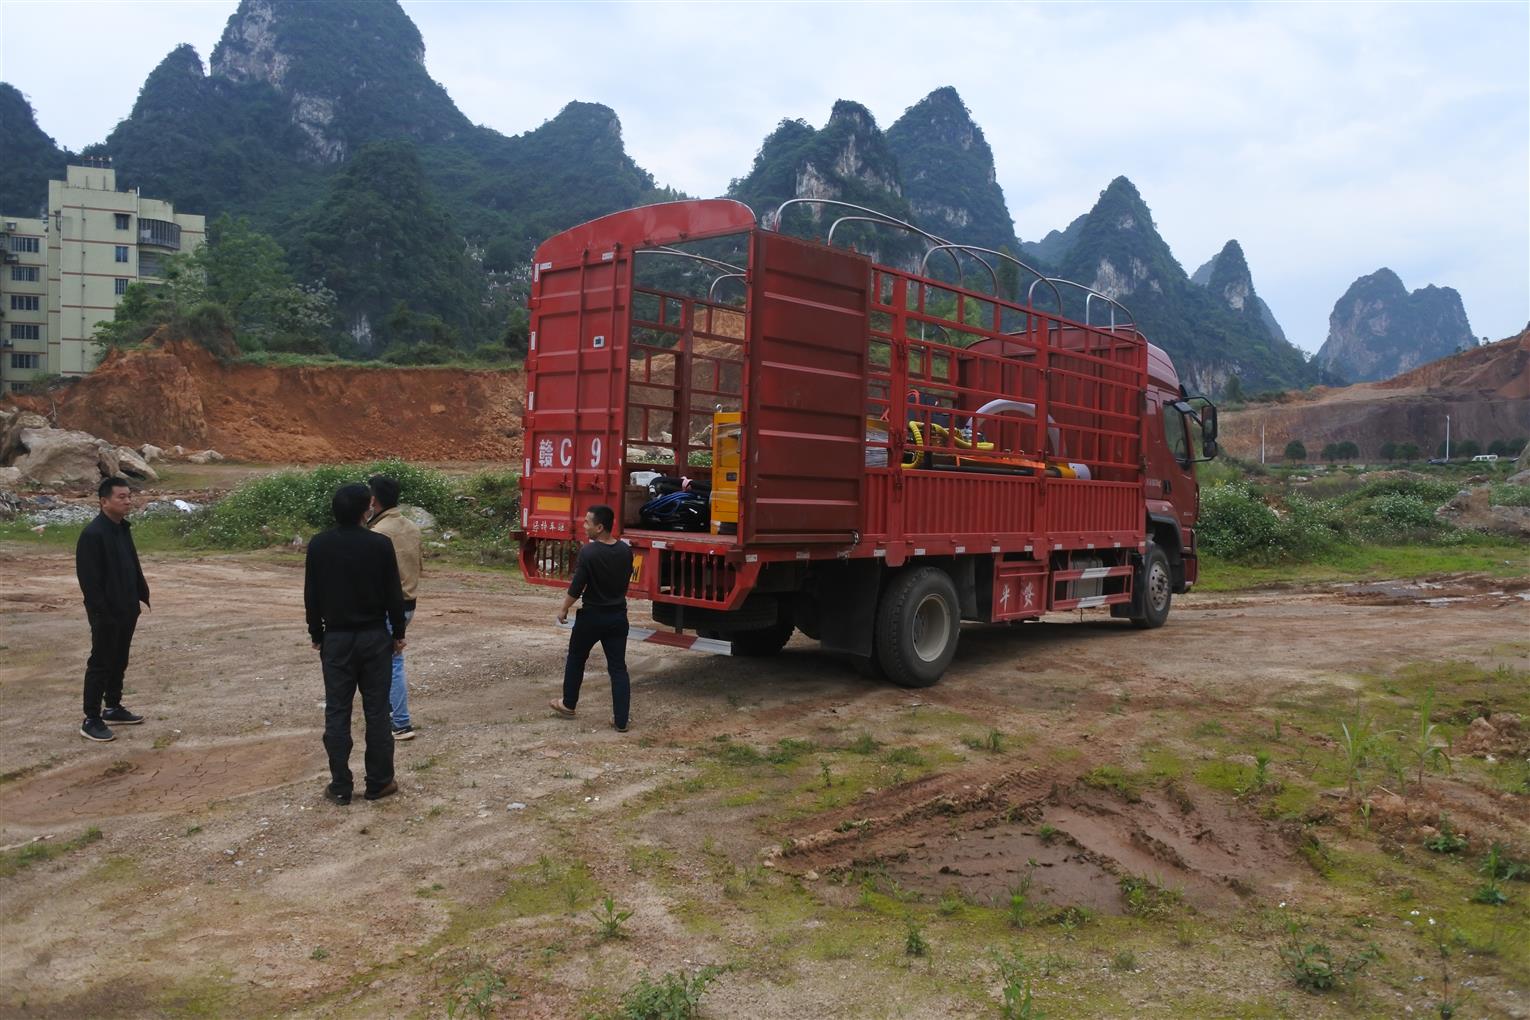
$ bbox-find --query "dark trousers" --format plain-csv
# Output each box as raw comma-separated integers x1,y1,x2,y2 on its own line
320,628,395,796
83,610,138,718
562,607,631,728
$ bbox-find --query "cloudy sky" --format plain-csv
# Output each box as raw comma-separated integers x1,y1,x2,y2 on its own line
3,1,1525,353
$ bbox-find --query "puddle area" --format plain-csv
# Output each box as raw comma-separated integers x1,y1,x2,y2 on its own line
1339,575,1530,607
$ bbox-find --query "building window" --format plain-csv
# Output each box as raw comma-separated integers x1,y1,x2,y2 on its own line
115,213,131,230
115,278,130,295
137,218,182,250
114,245,130,263
10,353,41,370
8,236,40,253
10,266,39,282
10,324,41,341
10,295,40,311
139,253,164,278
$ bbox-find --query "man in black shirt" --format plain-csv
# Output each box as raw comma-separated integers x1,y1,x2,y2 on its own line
75,476,151,742
304,483,407,804
550,504,634,731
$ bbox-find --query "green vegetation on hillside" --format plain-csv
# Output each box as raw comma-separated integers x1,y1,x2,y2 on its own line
0,83,70,215
885,86,1018,255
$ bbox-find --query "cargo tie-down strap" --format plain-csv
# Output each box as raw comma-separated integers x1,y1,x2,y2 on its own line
556,619,733,655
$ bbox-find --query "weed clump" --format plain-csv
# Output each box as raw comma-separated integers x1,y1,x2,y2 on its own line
1278,922,1379,992
613,966,721,1020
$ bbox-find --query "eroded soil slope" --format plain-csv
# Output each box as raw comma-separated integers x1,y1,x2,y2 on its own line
1220,328,1530,460
12,334,525,463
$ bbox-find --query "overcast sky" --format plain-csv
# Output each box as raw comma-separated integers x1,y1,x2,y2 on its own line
3,1,1525,353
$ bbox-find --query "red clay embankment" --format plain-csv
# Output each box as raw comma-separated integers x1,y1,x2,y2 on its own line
12,335,525,464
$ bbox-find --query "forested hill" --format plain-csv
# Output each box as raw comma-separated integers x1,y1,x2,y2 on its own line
1041,178,1323,395
0,0,1447,394
0,83,69,216
885,86,1018,256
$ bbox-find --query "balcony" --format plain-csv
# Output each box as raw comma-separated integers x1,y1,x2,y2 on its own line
138,218,181,251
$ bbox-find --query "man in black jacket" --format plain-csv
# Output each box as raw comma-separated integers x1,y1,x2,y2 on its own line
76,476,151,742
304,483,407,805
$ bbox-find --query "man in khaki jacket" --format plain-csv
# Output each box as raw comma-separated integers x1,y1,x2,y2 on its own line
367,475,423,741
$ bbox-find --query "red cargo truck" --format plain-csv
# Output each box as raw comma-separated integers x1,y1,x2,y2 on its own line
516,198,1217,686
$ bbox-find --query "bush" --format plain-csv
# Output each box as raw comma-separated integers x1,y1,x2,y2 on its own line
1198,483,1282,559
617,967,721,1020
194,459,462,548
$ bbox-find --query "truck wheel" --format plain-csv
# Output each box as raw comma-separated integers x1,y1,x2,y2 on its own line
1132,544,1172,629
874,567,960,688
731,620,795,657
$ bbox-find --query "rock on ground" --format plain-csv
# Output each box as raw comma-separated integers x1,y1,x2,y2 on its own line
115,446,159,483
11,428,119,486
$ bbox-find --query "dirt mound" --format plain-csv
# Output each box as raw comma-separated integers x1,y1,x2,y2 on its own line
0,733,322,825
773,763,1298,914
1377,328,1530,398
10,332,525,463
1219,327,1530,460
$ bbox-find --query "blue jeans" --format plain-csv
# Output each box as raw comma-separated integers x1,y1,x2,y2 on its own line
385,610,414,729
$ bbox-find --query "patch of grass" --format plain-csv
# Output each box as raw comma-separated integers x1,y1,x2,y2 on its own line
845,732,881,755
1080,765,1143,802
1201,542,1525,592
1110,948,1139,972
1194,759,1254,796
1119,874,1182,919
962,729,1005,753
767,738,816,765
711,737,764,767
883,745,926,767
0,827,102,879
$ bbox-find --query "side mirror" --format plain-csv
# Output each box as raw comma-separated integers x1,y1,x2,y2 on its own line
1201,438,1218,461
1201,404,1218,443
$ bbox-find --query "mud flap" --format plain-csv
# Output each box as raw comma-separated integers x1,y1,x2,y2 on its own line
814,559,881,657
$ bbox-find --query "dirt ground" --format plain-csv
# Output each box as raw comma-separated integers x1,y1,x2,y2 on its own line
2,539,1528,1018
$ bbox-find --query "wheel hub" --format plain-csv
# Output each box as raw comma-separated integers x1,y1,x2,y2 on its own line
911,593,951,662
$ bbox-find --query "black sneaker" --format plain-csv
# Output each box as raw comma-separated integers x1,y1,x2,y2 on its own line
364,780,399,801
101,705,144,725
324,783,352,806
80,717,116,742
392,725,415,741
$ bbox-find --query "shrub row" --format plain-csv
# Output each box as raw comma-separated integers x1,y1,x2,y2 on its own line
1199,476,1483,562
184,459,518,549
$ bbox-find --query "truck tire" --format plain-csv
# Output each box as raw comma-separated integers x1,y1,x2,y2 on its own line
731,620,795,657
1132,543,1172,629
874,567,960,688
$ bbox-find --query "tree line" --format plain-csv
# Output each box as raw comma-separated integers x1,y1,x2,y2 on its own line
1281,438,1525,463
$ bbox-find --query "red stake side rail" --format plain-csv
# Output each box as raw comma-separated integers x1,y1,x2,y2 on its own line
517,200,1151,623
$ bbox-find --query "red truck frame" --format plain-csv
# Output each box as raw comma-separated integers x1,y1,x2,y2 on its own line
517,199,1217,686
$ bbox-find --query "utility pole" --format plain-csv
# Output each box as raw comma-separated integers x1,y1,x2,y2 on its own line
1260,422,1266,464
1445,414,1451,461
